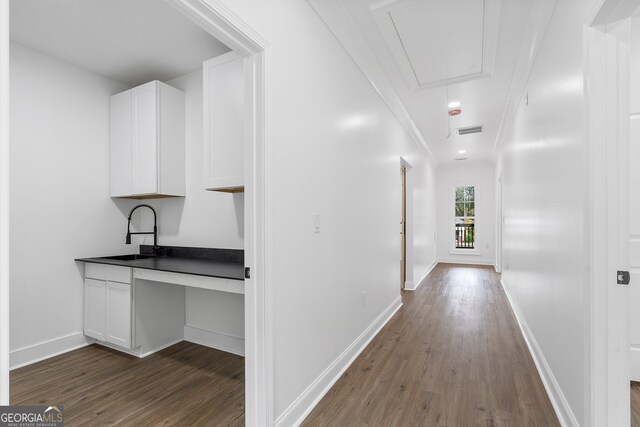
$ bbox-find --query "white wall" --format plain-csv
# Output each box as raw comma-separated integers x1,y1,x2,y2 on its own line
131,69,245,345
9,42,130,362
10,45,244,365
495,0,592,423
436,161,495,266
217,0,438,422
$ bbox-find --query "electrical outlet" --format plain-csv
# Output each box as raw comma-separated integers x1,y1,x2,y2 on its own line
361,291,366,308
313,213,320,234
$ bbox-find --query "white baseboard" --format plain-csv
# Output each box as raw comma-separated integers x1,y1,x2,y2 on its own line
437,258,495,266
630,346,640,382
10,332,91,370
405,260,436,291
274,295,403,427
96,338,186,358
499,279,579,427
184,326,244,356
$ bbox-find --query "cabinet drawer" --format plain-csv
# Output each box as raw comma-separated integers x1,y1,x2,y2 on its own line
85,263,131,283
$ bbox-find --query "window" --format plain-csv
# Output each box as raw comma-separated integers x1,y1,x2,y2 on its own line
454,186,475,249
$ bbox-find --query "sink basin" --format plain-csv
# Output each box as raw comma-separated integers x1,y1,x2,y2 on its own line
101,254,152,261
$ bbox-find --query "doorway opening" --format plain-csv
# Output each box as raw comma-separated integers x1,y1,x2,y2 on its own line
400,158,415,290
0,0,271,424
401,164,407,290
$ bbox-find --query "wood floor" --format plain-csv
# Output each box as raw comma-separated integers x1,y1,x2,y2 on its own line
303,263,559,426
632,382,640,426
10,341,244,426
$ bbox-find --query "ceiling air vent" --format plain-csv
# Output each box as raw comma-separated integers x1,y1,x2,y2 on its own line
458,125,483,136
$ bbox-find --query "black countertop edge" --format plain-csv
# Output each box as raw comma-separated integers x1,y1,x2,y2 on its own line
75,246,245,281
139,245,244,263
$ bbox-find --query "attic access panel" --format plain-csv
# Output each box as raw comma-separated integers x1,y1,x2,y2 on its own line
372,0,500,91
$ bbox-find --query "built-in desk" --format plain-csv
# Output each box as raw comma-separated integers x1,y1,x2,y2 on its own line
76,245,244,357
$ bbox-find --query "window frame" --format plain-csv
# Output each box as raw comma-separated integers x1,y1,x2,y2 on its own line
450,183,480,255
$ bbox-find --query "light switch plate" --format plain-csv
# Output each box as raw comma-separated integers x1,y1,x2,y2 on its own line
313,213,320,234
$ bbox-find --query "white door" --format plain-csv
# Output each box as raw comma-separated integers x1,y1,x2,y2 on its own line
84,279,106,341
586,13,632,425
109,90,133,197
629,15,640,381
105,281,132,348
131,81,158,195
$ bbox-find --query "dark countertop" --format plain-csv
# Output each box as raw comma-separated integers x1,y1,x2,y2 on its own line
76,246,244,281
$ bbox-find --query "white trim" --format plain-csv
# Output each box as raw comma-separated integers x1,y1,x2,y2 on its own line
10,332,91,371
97,338,185,358
449,249,480,256
450,183,480,255
495,171,503,273
306,0,436,162
110,339,184,358
370,0,501,91
165,1,272,425
437,258,495,266
139,338,185,357
499,279,579,427
400,157,414,288
133,268,244,294
0,0,10,404
630,346,640,381
184,325,244,357
274,295,403,427
404,260,436,291
585,5,637,425
589,0,640,26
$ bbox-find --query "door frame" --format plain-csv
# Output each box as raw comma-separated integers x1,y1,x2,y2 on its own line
585,0,637,424
166,1,273,424
495,173,502,273
0,0,10,406
0,0,275,422
401,164,406,290
400,157,415,290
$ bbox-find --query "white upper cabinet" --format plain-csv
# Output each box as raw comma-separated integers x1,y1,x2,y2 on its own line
110,80,185,198
203,52,245,192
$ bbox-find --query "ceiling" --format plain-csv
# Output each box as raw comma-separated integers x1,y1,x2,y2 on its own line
310,0,533,164
10,0,230,87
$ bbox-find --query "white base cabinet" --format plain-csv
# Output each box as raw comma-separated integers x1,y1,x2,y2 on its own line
83,278,106,341
83,265,133,349
105,281,132,348
82,263,185,356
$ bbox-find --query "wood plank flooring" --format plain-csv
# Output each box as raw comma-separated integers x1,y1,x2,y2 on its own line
632,382,640,426
303,263,559,426
10,341,244,426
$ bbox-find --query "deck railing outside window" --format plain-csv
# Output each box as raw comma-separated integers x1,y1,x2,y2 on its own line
455,223,475,249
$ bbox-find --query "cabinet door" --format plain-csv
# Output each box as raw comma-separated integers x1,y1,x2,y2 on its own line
105,281,132,348
84,279,106,341
203,52,245,190
109,90,132,197
132,82,158,195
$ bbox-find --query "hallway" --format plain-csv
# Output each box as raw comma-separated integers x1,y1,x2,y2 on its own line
303,264,559,426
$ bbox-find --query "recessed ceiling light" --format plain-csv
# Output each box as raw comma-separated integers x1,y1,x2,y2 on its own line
458,149,467,154
448,101,461,109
